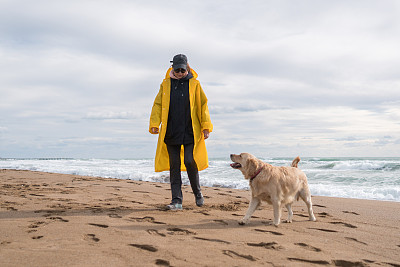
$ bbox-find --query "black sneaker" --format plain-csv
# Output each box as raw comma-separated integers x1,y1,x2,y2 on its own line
195,193,204,207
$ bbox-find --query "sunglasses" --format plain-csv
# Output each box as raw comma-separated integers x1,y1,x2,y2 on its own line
174,68,186,73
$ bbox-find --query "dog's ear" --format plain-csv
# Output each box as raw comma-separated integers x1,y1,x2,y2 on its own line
245,158,258,179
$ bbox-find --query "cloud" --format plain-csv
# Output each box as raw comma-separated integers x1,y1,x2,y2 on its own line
1,0,400,158
83,111,140,121
0,126,8,134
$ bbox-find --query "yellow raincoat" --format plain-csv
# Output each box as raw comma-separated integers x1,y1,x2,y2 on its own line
149,67,213,172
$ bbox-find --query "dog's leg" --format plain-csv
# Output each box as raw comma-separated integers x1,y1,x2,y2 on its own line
272,201,281,226
285,203,293,223
300,188,316,222
239,197,260,225
306,197,316,222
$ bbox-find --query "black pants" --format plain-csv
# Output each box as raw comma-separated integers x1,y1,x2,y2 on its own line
166,143,201,204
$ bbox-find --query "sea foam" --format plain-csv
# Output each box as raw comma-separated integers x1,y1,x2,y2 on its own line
1,157,399,202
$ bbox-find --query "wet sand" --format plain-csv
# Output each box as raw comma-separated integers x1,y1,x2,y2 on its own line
1,169,399,266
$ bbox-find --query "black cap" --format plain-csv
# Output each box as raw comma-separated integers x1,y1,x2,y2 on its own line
170,54,188,70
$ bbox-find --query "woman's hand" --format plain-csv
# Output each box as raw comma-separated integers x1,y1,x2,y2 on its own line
203,129,210,139
150,127,159,134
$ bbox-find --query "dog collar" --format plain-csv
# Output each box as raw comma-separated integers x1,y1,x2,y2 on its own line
250,167,263,181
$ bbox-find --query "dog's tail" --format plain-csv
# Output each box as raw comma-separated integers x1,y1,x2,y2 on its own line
291,156,301,168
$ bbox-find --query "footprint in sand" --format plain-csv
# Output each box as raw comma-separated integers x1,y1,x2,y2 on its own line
29,193,45,197
129,216,166,225
167,227,196,235
223,250,257,262
317,212,331,218
47,216,69,222
295,242,322,252
34,209,66,216
329,221,357,229
333,260,368,266
31,236,44,240
345,237,367,245
211,203,240,211
84,234,100,243
128,243,158,252
147,229,166,237
254,229,284,236
155,259,171,266
1,202,20,210
132,190,151,194
309,228,338,233
288,258,330,265
213,219,229,225
88,206,104,213
88,223,109,228
28,221,47,229
108,213,122,218
342,210,360,215
194,237,230,244
247,242,283,250
295,213,310,218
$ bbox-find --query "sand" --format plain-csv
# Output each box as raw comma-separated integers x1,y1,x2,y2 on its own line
0,169,399,266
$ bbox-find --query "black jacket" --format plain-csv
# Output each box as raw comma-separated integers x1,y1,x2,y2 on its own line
164,72,194,145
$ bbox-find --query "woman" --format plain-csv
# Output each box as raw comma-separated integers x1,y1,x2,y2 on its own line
149,54,213,210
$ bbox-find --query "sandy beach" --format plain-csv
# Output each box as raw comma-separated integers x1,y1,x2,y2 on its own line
1,169,399,266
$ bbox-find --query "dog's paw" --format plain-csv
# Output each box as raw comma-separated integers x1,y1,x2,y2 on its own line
238,219,248,225
284,220,292,223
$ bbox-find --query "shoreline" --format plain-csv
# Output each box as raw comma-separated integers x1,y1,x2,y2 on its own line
1,167,399,204
2,156,399,203
1,169,399,266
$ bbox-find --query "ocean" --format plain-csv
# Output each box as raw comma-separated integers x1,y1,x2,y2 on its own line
1,157,399,202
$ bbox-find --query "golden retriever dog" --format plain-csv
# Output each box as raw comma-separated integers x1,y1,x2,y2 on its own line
230,153,316,226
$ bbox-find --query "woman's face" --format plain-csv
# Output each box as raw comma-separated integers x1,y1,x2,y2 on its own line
173,68,186,79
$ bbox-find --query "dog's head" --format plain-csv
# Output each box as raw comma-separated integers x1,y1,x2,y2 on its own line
230,153,260,179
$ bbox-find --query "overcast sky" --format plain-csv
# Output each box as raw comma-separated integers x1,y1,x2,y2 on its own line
1,0,400,159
